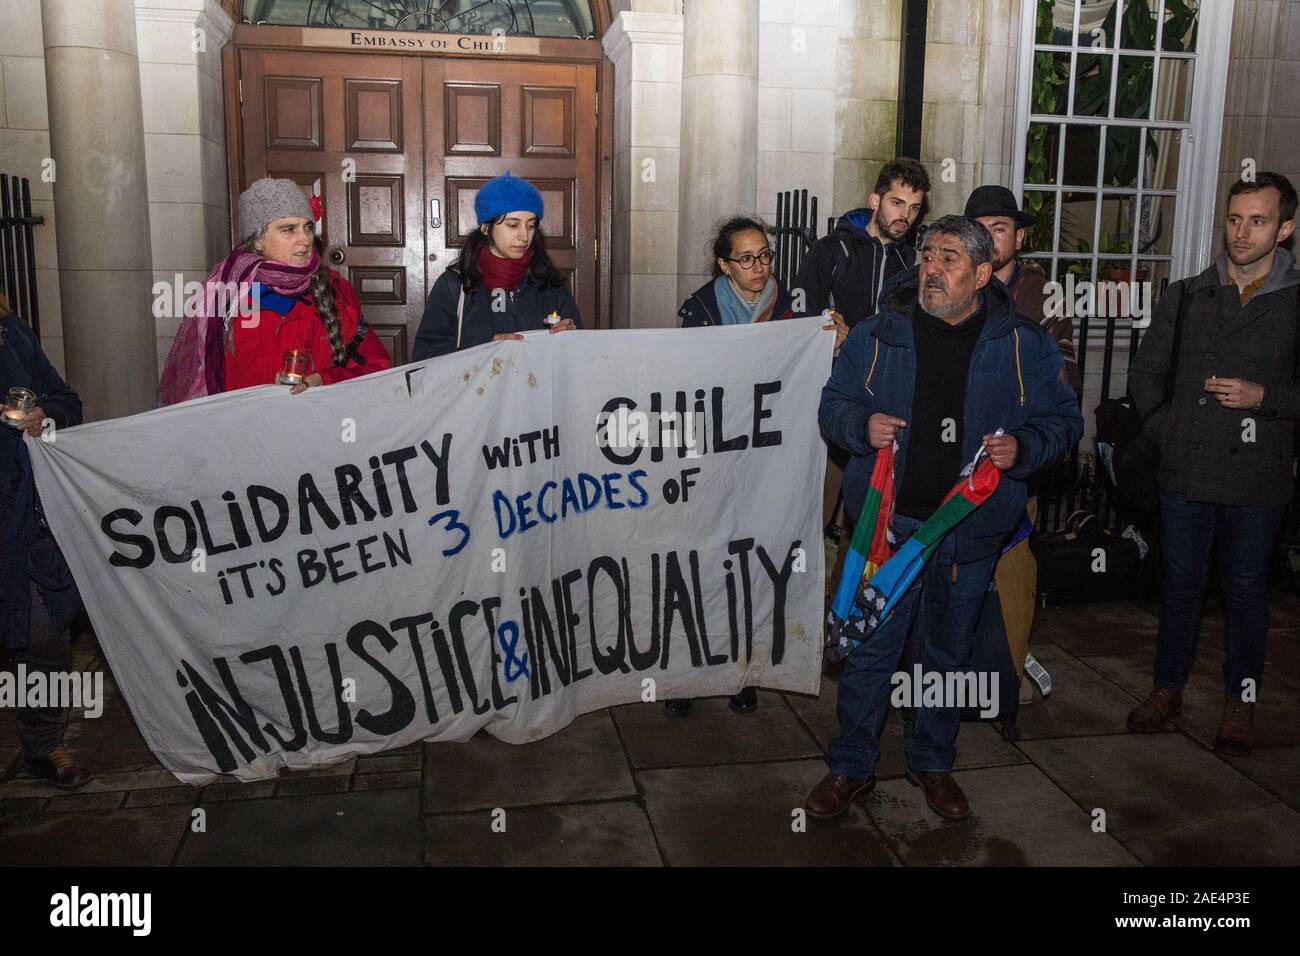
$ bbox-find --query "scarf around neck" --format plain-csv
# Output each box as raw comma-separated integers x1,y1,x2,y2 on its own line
715,274,778,325
479,245,534,291
157,246,321,406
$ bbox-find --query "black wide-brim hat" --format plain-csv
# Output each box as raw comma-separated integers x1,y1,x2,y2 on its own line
964,184,1037,228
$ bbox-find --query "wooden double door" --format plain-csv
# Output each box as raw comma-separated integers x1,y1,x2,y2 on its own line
238,50,599,363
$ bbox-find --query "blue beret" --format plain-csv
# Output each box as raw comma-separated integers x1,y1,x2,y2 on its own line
475,173,545,225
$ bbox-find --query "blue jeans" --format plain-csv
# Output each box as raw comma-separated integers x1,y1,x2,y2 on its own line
1155,490,1283,700
830,516,996,778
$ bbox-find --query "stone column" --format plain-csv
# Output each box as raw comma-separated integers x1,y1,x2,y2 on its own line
603,10,684,328
135,0,235,372
675,0,759,305
41,0,158,420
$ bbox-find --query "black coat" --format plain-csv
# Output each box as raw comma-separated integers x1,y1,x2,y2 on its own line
792,208,915,328
1129,250,1300,506
677,277,797,327
0,314,83,649
413,269,581,360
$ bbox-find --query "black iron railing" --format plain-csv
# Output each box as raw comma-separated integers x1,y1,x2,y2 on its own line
0,174,44,336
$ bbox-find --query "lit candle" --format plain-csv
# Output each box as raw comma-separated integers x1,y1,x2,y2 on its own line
2,387,35,428
279,349,310,385
544,310,561,326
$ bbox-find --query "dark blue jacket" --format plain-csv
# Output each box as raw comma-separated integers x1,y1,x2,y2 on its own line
0,314,83,648
793,207,915,328
678,277,797,327
413,270,581,360
819,268,1083,562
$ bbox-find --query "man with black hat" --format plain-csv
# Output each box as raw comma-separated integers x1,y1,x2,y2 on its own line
966,185,1082,707
967,185,1081,392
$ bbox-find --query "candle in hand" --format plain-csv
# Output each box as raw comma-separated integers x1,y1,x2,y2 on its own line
544,311,561,326
2,387,35,427
279,349,310,385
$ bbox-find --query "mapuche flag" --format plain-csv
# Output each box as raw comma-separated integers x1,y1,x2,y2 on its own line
826,438,1003,663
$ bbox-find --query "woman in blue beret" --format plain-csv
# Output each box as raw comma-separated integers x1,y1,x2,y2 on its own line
414,173,581,359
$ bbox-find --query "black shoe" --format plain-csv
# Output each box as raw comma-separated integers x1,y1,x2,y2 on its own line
23,746,92,791
664,698,693,717
728,686,758,713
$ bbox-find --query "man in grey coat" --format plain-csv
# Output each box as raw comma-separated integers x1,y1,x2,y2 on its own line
1126,172,1299,755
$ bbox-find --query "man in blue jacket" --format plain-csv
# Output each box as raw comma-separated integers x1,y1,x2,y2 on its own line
805,216,1082,821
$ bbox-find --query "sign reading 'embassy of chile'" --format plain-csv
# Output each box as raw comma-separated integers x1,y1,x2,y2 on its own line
29,322,830,783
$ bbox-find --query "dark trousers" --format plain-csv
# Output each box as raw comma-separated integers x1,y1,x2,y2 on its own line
830,515,996,777
15,582,72,758
1155,490,1283,700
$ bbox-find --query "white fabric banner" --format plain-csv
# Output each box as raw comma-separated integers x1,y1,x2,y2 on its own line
29,320,830,783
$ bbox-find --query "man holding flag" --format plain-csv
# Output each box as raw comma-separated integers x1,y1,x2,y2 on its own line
806,216,1082,821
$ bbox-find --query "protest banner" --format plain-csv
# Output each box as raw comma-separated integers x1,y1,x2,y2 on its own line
28,319,831,783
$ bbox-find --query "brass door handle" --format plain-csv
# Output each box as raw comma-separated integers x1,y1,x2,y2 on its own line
327,247,346,265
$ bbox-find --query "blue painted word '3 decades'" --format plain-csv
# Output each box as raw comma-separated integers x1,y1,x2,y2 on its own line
427,509,470,556
497,621,530,682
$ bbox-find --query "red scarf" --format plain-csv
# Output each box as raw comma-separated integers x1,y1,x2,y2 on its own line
478,245,533,291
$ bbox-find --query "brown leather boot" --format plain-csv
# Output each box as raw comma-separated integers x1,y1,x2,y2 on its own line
1126,686,1182,732
905,767,971,820
1214,697,1256,756
805,771,875,820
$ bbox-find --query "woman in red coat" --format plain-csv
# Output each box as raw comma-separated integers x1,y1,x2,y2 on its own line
159,178,391,404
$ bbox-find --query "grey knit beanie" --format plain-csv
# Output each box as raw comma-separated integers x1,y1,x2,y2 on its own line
238,177,315,241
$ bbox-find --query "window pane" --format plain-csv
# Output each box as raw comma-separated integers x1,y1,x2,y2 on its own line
1024,123,1062,186
1162,0,1199,52
1144,129,1183,190
1022,190,1058,254
1059,192,1101,254
247,0,598,37
1073,51,1114,117
1136,195,1176,255
1059,258,1097,284
1103,125,1145,187
1077,0,1119,49
1154,57,1194,121
1035,51,1071,115
1062,125,1102,187
1114,55,1154,118
1038,0,1076,45
1119,0,1159,51
1098,194,1135,254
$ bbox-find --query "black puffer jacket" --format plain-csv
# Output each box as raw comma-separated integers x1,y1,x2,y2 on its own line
792,207,914,328
1129,249,1300,506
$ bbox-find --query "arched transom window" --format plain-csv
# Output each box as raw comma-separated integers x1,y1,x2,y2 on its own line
242,0,597,38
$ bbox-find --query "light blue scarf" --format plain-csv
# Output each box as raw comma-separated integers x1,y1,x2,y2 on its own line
714,274,777,325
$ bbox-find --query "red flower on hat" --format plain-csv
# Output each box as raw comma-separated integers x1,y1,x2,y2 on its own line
309,194,323,222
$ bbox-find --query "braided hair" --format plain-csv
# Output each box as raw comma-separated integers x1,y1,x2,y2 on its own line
243,230,347,366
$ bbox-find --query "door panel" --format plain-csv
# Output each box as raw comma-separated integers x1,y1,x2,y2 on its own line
240,51,424,363
425,59,597,327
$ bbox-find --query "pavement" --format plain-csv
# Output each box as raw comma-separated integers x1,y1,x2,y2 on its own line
1,590,1297,867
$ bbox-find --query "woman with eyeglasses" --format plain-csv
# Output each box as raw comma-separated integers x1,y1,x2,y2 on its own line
678,217,797,328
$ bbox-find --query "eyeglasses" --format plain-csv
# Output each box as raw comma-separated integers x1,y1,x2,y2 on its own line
723,250,774,269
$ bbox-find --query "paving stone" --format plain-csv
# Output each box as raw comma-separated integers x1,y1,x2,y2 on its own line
424,801,663,866
783,677,839,753
352,770,420,791
610,693,821,768
1221,744,1300,812
124,787,200,808
57,670,162,775
1014,645,1150,739
1033,602,1158,657
200,779,278,802
861,764,1139,866
176,789,420,866
1125,802,1300,866
356,753,421,774
276,774,351,797
0,797,48,817
1083,652,1300,749
45,790,126,814
637,759,900,866
0,767,177,799
0,806,190,866
424,711,634,813
1019,734,1277,841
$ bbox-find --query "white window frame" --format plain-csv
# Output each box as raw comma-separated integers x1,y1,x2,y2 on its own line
1011,0,1235,286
